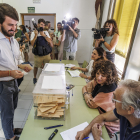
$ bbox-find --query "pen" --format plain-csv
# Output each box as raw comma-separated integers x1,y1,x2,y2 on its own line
83,137,89,140
48,129,58,140
44,125,63,130
72,88,73,96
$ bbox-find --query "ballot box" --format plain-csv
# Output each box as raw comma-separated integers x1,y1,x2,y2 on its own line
33,64,66,120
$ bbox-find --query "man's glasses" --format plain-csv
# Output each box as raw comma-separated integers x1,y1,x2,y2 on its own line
112,94,122,103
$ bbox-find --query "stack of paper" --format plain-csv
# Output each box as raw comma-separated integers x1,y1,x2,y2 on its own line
60,122,104,140
65,64,75,68
36,95,65,118
67,70,80,77
44,64,62,72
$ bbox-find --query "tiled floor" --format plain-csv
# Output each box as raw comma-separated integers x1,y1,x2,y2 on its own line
0,46,120,140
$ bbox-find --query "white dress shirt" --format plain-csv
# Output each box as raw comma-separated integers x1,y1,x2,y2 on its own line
0,32,24,81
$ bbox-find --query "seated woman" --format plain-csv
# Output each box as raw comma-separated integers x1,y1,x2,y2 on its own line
71,47,106,82
82,60,119,134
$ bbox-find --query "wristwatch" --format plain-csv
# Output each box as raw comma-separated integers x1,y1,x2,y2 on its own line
102,40,105,44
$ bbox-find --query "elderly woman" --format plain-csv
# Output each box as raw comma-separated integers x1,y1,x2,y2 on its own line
82,60,119,134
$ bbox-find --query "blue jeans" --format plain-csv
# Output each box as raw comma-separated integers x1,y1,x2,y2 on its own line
0,80,19,139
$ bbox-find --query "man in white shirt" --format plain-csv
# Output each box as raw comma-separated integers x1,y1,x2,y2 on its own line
0,3,30,140
31,19,53,84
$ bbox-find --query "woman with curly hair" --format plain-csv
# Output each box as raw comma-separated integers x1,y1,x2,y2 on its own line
82,60,119,134
95,19,119,62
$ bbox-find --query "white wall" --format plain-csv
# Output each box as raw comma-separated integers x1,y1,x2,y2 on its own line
101,0,110,27
24,15,54,30
3,0,96,63
124,18,140,80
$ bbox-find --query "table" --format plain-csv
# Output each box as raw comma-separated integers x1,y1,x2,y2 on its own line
50,60,86,86
19,60,110,140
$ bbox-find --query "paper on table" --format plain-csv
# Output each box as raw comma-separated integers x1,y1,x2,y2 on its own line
41,76,63,89
60,122,104,140
65,64,75,68
67,70,80,77
44,64,62,72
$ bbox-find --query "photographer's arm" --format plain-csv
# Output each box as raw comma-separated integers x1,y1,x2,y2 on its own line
44,36,53,48
24,32,30,43
62,30,66,42
100,34,119,51
31,30,38,46
95,39,101,47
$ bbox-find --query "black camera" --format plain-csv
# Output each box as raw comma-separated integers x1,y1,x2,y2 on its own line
92,28,109,39
19,35,26,46
62,19,75,30
32,18,43,32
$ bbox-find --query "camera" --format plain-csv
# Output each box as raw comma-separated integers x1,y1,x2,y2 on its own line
19,35,26,46
62,19,75,30
92,28,109,39
32,18,43,32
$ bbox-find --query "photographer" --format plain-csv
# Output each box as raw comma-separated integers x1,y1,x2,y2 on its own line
31,18,53,84
95,19,119,63
62,17,81,60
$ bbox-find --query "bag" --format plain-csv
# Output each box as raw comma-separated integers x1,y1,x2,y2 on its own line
32,36,52,56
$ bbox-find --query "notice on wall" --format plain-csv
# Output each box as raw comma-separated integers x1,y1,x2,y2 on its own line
28,7,35,13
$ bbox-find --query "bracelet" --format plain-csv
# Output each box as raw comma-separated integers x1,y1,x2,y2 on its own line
83,92,88,97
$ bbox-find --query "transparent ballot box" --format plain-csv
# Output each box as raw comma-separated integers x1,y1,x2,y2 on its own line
42,63,65,75
33,72,66,121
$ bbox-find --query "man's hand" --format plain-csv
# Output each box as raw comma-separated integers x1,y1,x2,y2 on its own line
67,24,74,31
24,67,31,72
16,38,20,42
75,130,89,140
34,29,38,36
92,123,102,140
40,31,46,37
11,70,24,79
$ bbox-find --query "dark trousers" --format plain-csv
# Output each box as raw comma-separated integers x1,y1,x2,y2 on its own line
0,80,19,139
17,76,24,87
106,52,115,63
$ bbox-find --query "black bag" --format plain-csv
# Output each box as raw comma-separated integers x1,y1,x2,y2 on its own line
32,35,52,56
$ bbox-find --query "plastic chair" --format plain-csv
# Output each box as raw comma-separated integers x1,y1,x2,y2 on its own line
82,61,88,68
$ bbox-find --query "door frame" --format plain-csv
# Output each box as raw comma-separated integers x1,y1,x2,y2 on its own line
20,13,56,31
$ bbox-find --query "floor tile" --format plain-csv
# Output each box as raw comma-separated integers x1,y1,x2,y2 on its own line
23,110,31,122
18,86,27,92
25,86,34,92
17,99,32,109
22,91,33,95
13,121,23,128
20,95,33,100
0,137,5,140
14,109,28,122
20,80,30,86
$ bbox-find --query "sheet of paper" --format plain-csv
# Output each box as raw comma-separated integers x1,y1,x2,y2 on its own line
67,70,80,77
44,64,62,72
41,76,63,89
60,122,104,140
65,64,75,68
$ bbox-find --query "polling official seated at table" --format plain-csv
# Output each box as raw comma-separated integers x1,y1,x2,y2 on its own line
71,47,106,83
76,79,140,140
82,60,119,134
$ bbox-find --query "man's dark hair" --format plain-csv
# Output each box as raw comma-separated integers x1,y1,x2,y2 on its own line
38,18,45,24
0,3,19,24
26,25,28,27
45,21,50,26
57,22,62,25
72,17,80,23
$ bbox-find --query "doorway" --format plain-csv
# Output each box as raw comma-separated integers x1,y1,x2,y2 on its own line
20,13,56,31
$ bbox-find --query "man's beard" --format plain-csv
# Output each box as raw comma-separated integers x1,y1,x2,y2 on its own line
1,25,14,37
